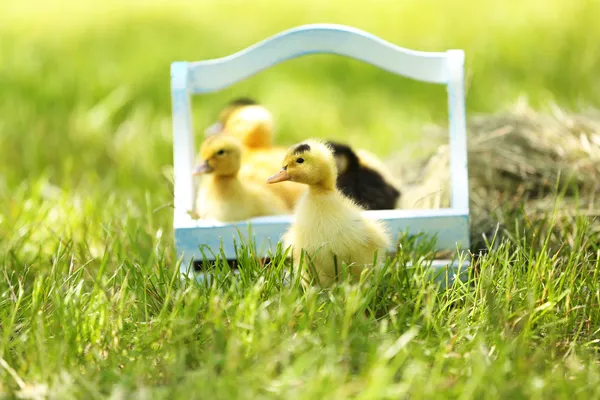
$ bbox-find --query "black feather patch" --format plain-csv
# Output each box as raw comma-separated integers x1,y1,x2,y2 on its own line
325,140,400,210
292,143,311,155
325,141,360,171
228,97,258,107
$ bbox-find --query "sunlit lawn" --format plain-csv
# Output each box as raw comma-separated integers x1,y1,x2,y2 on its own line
1,0,599,398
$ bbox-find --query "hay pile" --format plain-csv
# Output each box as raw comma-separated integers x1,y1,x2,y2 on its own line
388,99,600,251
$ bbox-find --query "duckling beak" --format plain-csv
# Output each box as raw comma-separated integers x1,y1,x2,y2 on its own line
204,122,223,136
266,168,291,184
192,161,213,175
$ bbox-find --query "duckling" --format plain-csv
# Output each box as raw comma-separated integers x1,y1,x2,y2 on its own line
355,148,403,189
205,97,306,209
207,99,400,209
267,139,392,287
192,134,290,222
324,140,401,210
205,97,274,148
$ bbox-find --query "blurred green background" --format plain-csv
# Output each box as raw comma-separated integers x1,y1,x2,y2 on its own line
1,0,599,262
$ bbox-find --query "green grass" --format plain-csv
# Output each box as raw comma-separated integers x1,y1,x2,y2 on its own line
2,192,600,398
1,0,600,398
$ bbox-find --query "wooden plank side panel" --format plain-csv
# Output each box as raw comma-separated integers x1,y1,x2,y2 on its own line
446,50,470,214
175,212,469,270
170,62,197,222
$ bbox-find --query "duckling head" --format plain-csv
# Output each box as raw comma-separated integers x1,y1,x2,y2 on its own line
324,140,361,175
266,139,337,190
205,97,273,148
192,134,242,177
205,97,257,135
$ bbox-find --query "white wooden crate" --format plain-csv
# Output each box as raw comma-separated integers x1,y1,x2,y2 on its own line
170,23,470,280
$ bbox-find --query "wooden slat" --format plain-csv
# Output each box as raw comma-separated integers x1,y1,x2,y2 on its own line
175,210,469,268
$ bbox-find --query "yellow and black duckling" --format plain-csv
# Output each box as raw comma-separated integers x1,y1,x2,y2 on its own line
192,134,290,222
267,139,391,287
324,140,401,210
205,97,306,209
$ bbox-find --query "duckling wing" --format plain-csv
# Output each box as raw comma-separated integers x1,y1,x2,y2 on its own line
243,181,291,216
363,218,392,251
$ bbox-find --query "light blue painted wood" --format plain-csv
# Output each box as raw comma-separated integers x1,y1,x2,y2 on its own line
176,209,469,275
187,23,451,94
446,50,470,212
169,23,470,274
170,62,197,223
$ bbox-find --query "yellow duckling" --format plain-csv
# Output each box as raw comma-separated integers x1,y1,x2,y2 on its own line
205,97,306,209
192,134,290,222
205,97,274,148
267,139,392,287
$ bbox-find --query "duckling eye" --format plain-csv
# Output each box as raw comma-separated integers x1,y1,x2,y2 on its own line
216,149,225,156
296,157,304,164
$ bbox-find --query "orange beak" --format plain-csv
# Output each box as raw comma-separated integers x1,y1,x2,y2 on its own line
192,161,213,175
266,168,291,184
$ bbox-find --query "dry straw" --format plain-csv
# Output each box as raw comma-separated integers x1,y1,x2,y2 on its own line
388,98,600,250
